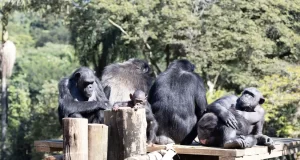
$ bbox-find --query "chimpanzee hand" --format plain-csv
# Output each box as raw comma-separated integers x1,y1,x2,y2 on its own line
112,104,120,111
220,111,238,129
133,103,145,110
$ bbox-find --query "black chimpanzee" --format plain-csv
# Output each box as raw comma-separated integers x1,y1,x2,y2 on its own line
112,90,158,145
197,87,275,150
148,59,207,145
58,67,111,125
101,58,153,105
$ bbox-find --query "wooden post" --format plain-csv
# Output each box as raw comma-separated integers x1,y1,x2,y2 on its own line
104,107,147,160
63,118,88,160
88,124,108,160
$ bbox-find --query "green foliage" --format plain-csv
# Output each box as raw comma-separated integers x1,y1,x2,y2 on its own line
188,0,300,92
259,66,300,137
1,0,300,158
68,0,202,74
0,11,79,160
206,89,233,104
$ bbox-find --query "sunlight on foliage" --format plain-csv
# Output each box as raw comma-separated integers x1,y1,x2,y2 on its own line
259,66,300,137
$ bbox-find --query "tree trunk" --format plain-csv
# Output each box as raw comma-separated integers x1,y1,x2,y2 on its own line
1,76,7,160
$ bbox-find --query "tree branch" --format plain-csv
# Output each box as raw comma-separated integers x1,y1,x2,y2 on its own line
108,18,161,76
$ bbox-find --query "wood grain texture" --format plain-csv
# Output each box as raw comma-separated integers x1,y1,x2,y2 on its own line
104,107,147,160
88,124,108,160
63,118,88,160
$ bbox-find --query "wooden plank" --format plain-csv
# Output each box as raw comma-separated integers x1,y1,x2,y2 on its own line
34,140,63,152
235,150,283,160
219,157,236,160
34,138,300,158
147,145,242,157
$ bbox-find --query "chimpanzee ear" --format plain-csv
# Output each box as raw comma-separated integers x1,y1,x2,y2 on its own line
75,72,81,80
142,67,148,73
129,93,133,100
259,97,265,104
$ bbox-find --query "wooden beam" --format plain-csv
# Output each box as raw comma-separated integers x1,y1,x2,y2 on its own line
34,138,300,159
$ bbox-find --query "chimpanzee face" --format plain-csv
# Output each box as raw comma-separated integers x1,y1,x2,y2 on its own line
75,72,95,98
236,87,265,112
130,90,147,105
128,58,151,74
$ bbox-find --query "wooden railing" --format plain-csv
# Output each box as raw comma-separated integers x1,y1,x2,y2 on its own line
34,108,300,160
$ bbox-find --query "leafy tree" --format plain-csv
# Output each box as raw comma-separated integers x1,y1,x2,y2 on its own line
259,66,300,137
68,0,202,75
188,0,300,92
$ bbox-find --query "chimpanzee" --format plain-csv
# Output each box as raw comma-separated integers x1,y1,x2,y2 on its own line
112,90,158,145
148,59,207,145
197,87,275,150
58,67,111,125
101,58,153,105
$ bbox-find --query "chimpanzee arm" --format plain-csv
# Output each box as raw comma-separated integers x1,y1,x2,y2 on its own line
113,101,131,107
236,106,265,134
181,78,208,145
146,108,158,144
194,79,208,118
207,96,239,129
64,100,109,115
59,78,109,116
103,86,111,99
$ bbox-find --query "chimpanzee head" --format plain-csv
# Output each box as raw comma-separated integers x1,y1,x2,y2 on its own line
168,59,195,72
197,113,218,145
236,87,265,112
130,90,147,105
72,67,96,98
126,58,151,74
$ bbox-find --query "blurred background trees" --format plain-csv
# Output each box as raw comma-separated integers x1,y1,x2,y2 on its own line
0,0,299,159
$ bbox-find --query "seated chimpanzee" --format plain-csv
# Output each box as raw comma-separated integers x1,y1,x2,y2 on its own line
112,90,158,145
101,58,153,105
58,67,111,125
148,59,207,145
197,87,275,150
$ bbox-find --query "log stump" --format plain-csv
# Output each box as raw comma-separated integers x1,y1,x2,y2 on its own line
104,107,147,160
63,118,88,160
88,124,108,160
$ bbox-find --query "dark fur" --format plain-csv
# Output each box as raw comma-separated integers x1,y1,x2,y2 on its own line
113,90,158,144
101,58,153,105
58,67,110,125
197,111,257,148
198,88,274,150
148,59,207,145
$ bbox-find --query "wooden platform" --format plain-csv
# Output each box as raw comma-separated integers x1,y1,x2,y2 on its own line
34,138,300,160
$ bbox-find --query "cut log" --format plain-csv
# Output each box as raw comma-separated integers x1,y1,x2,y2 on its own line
63,118,88,160
88,124,108,160
104,107,147,160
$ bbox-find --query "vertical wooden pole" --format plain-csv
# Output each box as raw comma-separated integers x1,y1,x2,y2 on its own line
88,124,108,160
63,118,88,160
104,107,147,160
